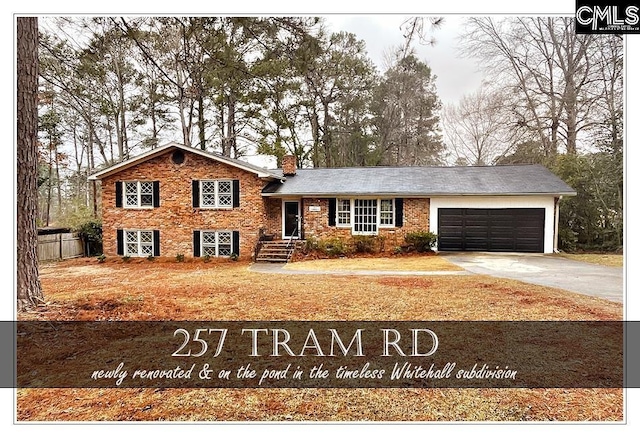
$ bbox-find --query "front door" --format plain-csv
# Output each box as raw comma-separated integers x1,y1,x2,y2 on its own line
283,201,300,239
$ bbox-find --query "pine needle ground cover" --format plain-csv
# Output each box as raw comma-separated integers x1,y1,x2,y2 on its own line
17,259,623,422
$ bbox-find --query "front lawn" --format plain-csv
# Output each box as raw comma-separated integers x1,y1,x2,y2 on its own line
17,258,623,421
558,253,623,267
284,255,463,272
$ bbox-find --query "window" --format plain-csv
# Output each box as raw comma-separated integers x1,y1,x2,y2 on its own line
333,198,399,234
125,230,154,257
124,181,153,208
202,231,233,257
380,199,395,227
337,199,351,226
201,180,233,208
353,199,378,235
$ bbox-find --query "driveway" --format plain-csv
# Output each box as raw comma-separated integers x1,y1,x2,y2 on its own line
442,253,623,303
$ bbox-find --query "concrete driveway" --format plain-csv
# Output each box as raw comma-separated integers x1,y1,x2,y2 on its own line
442,253,623,303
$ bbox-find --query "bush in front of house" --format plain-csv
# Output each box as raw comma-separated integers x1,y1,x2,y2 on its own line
404,231,438,253
351,235,385,254
318,238,351,257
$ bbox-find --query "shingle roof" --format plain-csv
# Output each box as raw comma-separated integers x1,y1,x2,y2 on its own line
262,164,576,196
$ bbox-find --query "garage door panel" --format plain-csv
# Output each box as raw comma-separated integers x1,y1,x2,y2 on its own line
438,208,544,252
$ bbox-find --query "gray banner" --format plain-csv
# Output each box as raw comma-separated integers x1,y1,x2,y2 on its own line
5,320,638,389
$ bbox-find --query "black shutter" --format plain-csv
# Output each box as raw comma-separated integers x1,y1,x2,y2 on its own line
115,182,123,207
116,229,124,255
153,230,160,257
395,198,404,227
153,181,160,207
232,180,240,208
192,180,200,208
328,198,336,226
193,231,201,257
232,231,240,257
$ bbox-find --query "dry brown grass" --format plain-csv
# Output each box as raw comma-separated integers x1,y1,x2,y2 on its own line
17,258,624,422
284,255,463,272
558,253,624,267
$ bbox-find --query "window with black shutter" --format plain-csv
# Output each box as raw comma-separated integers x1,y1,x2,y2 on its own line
395,198,404,227
328,199,336,226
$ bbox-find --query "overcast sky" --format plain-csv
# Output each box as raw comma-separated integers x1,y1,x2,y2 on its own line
323,15,484,106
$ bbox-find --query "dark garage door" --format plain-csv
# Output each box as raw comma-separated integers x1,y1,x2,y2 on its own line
438,208,545,252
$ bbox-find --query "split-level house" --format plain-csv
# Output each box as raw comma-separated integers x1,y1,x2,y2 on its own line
88,142,576,260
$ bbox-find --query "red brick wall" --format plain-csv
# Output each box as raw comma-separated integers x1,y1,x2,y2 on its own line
273,197,431,247
101,149,269,259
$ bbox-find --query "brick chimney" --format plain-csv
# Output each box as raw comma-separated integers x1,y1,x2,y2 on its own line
282,154,297,176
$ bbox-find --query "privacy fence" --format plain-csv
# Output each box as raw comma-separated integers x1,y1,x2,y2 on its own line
37,231,84,261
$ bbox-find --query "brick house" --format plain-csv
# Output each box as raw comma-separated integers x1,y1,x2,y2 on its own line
89,142,576,260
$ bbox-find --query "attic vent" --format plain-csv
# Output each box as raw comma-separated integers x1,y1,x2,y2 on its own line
171,150,185,165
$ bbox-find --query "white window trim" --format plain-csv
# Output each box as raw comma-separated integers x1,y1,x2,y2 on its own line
124,229,154,257
336,198,352,228
200,180,233,209
123,181,154,209
379,198,396,228
201,230,234,258
334,198,396,235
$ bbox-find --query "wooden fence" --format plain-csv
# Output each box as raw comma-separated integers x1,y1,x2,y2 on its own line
37,232,84,261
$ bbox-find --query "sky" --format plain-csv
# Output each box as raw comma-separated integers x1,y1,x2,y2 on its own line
323,15,484,106
3,1,640,436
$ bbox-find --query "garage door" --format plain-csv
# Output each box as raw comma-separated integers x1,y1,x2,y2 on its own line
438,208,545,252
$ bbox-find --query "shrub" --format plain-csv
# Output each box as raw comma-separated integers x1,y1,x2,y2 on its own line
404,231,438,253
121,255,131,263
147,255,155,261
203,255,211,263
318,238,351,257
74,219,103,256
176,253,185,262
230,253,239,261
303,236,319,253
96,254,106,263
351,235,385,254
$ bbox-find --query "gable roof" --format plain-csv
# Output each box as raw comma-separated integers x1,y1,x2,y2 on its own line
262,164,576,197
88,142,284,181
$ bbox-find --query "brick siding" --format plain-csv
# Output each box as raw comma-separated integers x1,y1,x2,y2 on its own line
101,149,269,260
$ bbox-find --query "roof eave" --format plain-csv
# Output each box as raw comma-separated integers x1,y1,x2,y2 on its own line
88,141,283,181
261,191,577,197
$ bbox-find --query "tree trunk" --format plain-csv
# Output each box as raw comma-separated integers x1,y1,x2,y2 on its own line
198,93,205,150
17,17,44,310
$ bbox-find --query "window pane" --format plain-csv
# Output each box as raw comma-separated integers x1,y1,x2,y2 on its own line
201,181,216,194
140,194,153,206
125,231,138,243
125,195,138,206
202,194,216,206
218,194,232,207
139,182,153,194
218,232,231,244
202,232,216,245
140,231,153,243
218,181,231,194
141,244,153,255
125,182,137,195
202,246,216,257
218,245,232,257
